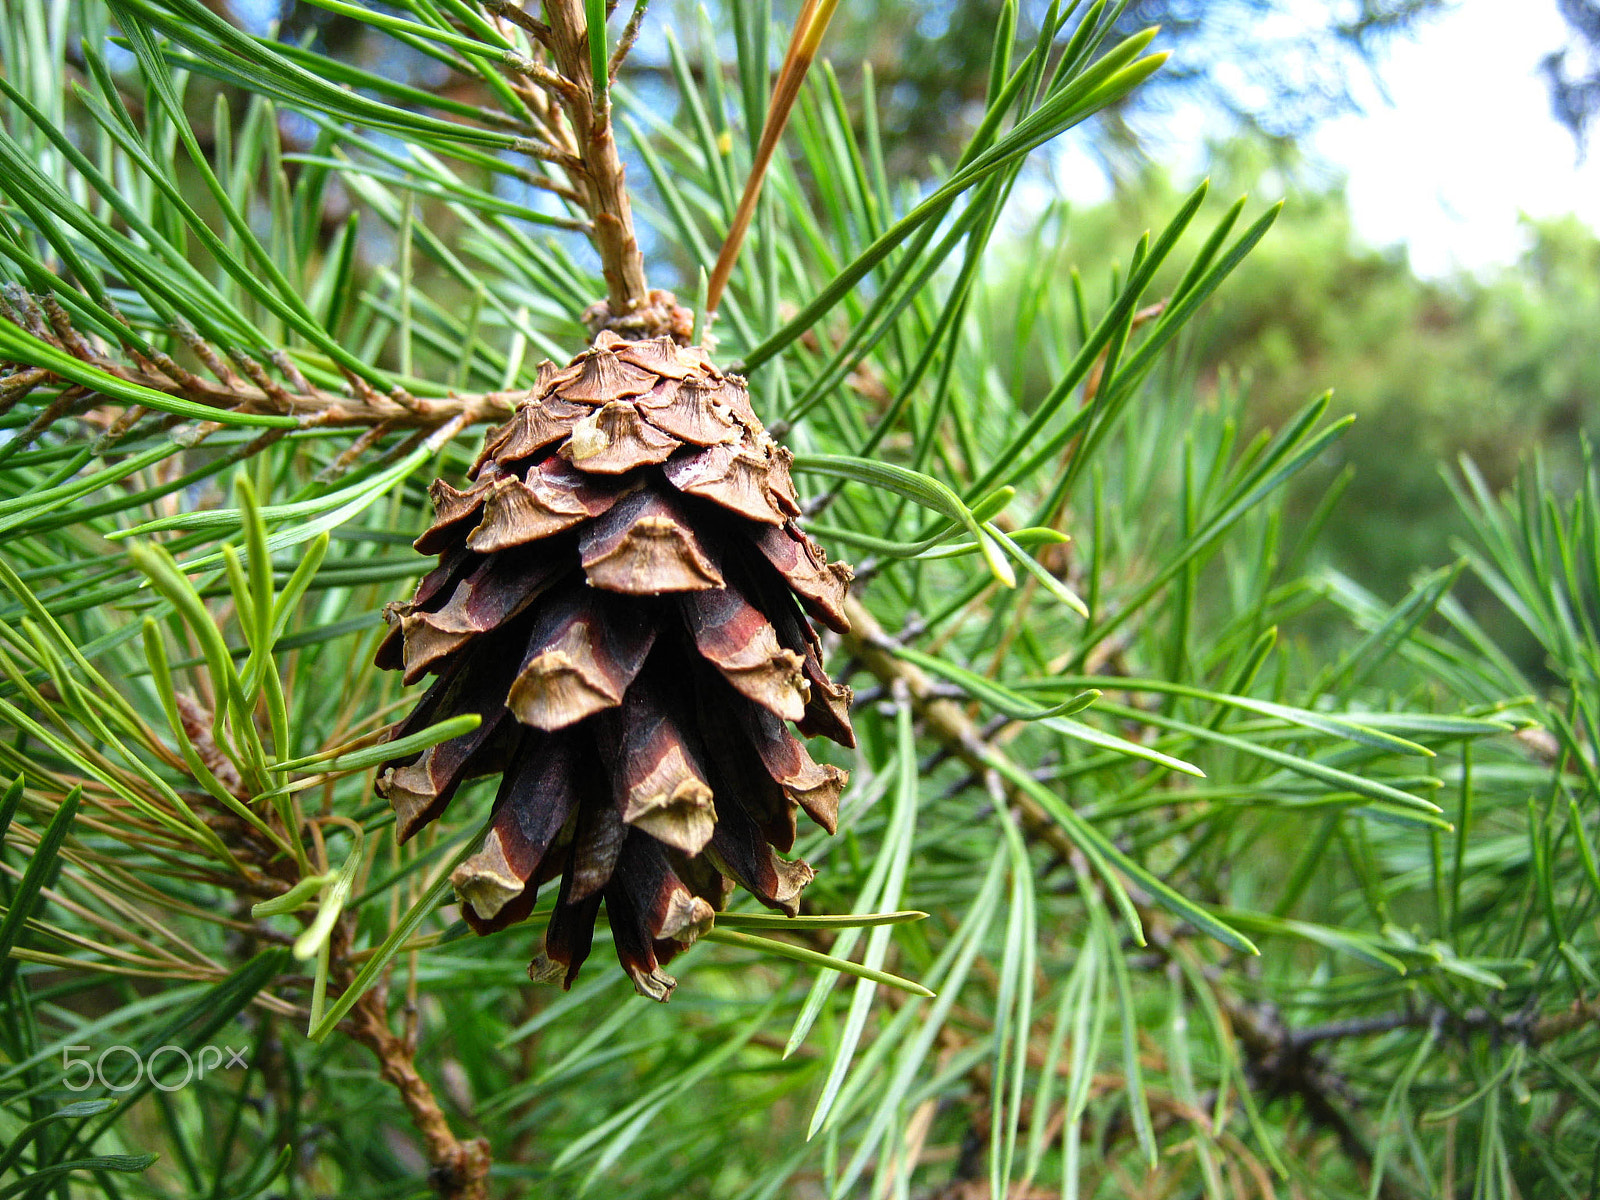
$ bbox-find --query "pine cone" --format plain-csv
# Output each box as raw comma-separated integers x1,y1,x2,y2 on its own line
374,331,855,1000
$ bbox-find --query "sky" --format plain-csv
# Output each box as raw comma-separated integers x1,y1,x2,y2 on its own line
1312,0,1600,276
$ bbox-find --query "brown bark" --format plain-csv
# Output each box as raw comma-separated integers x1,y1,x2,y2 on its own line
540,0,649,318
347,991,492,1200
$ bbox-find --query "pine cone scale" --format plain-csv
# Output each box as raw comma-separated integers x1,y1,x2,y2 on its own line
601,676,719,855
455,733,586,933
473,395,588,470
415,476,499,554
457,756,575,925
578,486,724,592
568,789,627,901
662,442,796,525
636,378,740,445
394,552,567,682
505,586,656,730
681,585,809,721
748,521,853,633
463,465,628,553
561,400,680,472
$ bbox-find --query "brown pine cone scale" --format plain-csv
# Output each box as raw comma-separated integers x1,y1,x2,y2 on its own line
375,331,854,1000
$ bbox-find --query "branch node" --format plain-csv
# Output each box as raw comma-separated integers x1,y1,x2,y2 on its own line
580,288,693,344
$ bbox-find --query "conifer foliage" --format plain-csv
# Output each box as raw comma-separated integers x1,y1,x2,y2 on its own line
0,1,1597,1197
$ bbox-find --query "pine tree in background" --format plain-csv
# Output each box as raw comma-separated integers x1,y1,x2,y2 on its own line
0,3,1597,1199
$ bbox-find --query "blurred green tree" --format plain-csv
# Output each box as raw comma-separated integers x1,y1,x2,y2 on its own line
828,0,1447,155
982,142,1600,603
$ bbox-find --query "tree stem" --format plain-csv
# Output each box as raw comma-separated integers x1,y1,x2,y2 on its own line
541,0,649,318
348,987,491,1200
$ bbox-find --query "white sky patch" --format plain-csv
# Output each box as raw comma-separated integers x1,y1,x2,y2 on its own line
1023,2,1600,279
1313,0,1600,276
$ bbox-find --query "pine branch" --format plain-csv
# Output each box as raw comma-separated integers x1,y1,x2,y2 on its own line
347,978,491,1200
537,0,667,336
840,596,1428,1200
1289,997,1600,1051
0,312,515,432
